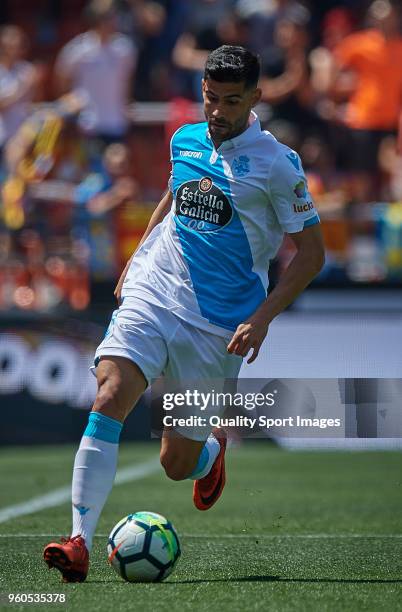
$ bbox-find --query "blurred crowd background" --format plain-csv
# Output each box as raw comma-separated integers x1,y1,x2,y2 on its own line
1,0,402,315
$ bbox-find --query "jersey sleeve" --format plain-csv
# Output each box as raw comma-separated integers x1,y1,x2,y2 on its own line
267,148,320,233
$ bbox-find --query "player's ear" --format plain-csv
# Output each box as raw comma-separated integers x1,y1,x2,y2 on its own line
251,87,262,107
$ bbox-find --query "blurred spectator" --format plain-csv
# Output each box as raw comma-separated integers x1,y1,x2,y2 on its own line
4,99,137,221
2,92,87,230
128,0,189,101
327,0,402,200
378,135,402,201
0,92,91,312
117,0,167,40
238,0,310,55
4,93,86,177
16,140,139,234
54,0,137,142
76,143,138,214
1,1,401,295
309,8,355,99
0,25,38,152
172,1,248,101
321,7,356,51
63,142,139,281
131,1,168,100
259,7,323,140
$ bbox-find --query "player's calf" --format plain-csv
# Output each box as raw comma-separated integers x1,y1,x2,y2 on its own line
160,430,204,481
160,428,228,511
160,451,197,481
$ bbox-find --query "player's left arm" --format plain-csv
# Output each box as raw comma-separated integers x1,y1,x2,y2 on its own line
227,224,324,363
228,147,325,363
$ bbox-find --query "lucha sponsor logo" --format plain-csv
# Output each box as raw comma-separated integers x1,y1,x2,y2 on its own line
179,150,203,159
293,201,314,213
176,178,233,232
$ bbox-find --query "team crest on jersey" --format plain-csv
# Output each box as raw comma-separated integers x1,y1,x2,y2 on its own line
231,155,250,177
176,178,233,233
199,177,213,192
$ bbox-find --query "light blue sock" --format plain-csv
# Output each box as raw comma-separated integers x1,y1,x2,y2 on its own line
71,412,123,550
83,412,122,443
188,434,220,480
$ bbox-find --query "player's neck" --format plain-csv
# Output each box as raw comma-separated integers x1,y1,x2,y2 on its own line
211,136,224,149
211,121,250,150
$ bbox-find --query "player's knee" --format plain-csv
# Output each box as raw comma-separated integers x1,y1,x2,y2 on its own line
160,451,190,481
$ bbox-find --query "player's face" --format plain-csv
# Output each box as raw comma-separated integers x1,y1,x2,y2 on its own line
202,79,261,146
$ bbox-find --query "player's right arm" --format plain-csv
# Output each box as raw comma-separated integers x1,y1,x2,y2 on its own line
114,188,173,303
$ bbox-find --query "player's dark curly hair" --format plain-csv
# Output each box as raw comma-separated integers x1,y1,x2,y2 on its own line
204,46,260,90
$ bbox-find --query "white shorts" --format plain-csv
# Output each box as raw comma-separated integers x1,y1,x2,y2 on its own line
94,296,242,440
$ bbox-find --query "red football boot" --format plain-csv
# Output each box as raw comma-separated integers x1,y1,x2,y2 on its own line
43,535,89,582
193,428,227,511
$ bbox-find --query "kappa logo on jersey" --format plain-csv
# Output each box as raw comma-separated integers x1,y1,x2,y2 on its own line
232,155,250,177
179,150,203,159
175,177,233,232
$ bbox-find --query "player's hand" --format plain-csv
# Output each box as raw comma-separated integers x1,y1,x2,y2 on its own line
227,314,270,364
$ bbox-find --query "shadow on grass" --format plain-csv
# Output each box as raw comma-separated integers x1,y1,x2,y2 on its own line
165,575,402,585
86,575,402,585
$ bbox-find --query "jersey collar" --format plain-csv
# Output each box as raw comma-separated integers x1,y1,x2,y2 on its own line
207,111,261,151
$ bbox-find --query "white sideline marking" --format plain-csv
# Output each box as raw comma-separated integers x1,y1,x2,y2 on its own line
0,533,401,539
0,458,160,525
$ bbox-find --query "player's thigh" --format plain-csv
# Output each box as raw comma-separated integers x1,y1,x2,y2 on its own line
166,322,242,381
93,298,170,421
93,356,147,422
163,321,242,441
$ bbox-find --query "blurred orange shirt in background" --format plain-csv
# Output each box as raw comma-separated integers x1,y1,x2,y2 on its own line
334,29,402,130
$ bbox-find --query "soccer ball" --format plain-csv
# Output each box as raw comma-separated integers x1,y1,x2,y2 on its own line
107,511,181,582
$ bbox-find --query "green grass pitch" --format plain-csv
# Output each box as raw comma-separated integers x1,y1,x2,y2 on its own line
1,443,402,611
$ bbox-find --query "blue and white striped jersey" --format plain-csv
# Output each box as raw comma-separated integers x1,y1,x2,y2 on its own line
122,112,319,337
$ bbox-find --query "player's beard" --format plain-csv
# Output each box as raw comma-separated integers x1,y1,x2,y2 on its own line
207,113,250,146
